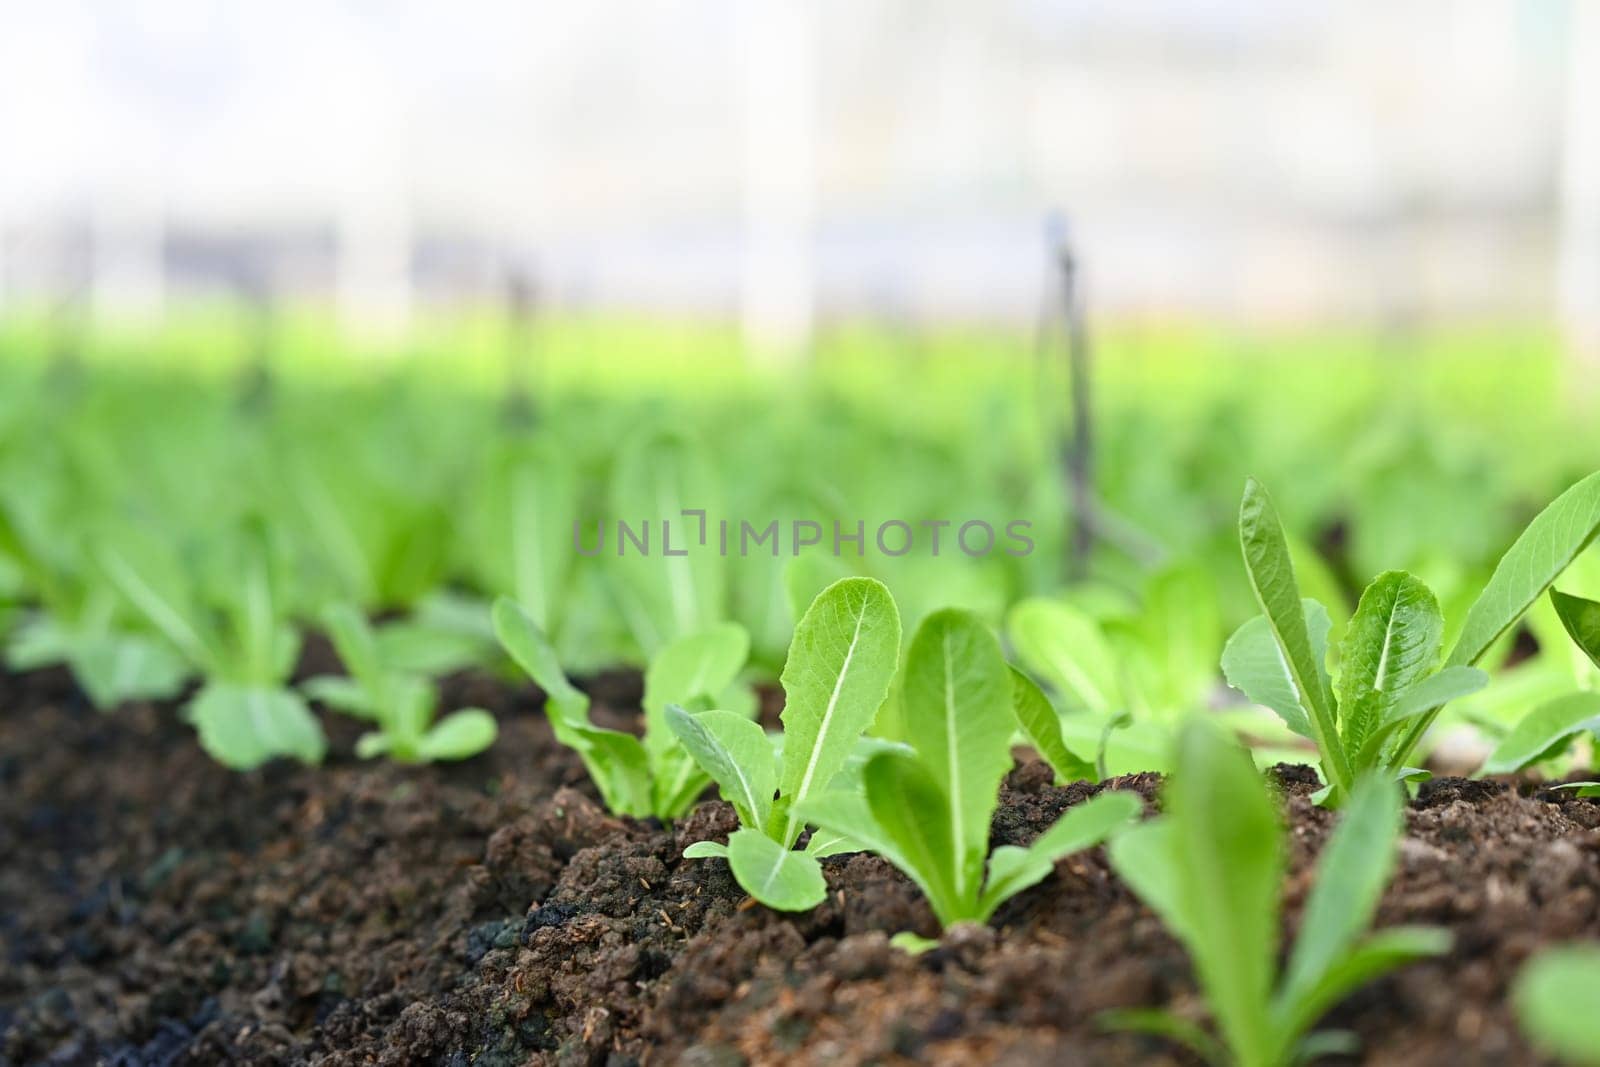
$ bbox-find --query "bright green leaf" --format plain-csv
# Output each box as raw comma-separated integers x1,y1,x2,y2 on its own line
889,931,941,955
69,632,187,710
644,622,751,747
1449,470,1600,669
189,682,327,770
1007,598,1120,714
726,827,827,912
1280,927,1450,1043
901,609,1013,901
1009,667,1095,783
1169,717,1283,1067
1552,588,1600,670
1336,573,1442,752
1098,1008,1228,1067
1481,691,1600,776
1238,479,1351,797
977,791,1141,919
416,708,498,761
1107,819,1192,942
862,749,963,925
666,704,776,830
776,577,901,843
1279,776,1402,1011
1514,944,1600,1066
1220,600,1334,742
1383,666,1489,727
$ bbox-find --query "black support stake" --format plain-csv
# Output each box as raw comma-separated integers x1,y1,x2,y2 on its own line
1049,220,1095,582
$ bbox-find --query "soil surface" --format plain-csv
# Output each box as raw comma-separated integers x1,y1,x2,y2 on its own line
4,663,1598,1066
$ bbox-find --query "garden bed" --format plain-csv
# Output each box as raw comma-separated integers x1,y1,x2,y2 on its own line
3,666,1597,1066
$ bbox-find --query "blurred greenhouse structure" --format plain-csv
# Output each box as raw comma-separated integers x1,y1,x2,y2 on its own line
0,0,1597,363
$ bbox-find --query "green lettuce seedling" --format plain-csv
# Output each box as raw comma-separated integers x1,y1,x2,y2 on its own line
96,518,325,770
1006,566,1239,777
802,608,1140,933
494,596,750,820
1009,562,1222,723
1104,719,1449,1067
1514,943,1600,1065
0,503,186,709
669,576,901,911
305,604,496,762
1221,472,1600,803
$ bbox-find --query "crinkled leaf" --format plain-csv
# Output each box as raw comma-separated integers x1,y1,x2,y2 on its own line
1347,666,1489,773
725,827,827,912
1336,573,1442,752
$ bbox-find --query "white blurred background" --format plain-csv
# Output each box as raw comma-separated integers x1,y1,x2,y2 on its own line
0,0,1596,359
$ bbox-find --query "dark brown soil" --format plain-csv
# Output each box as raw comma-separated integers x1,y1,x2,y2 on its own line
3,665,1597,1067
